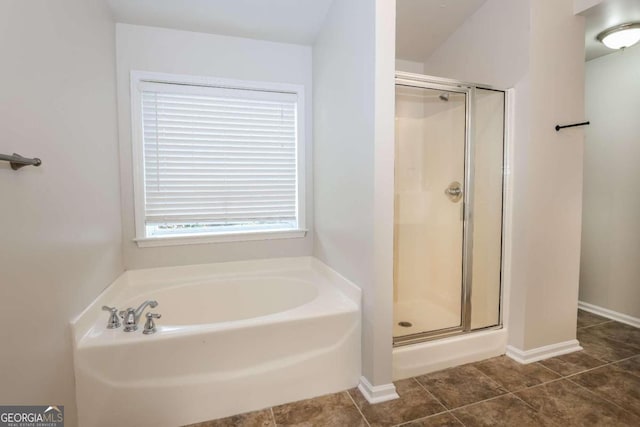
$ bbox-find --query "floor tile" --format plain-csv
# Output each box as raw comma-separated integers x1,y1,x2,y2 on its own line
577,309,610,329
577,322,640,362
348,378,446,427
452,394,555,427
615,354,640,376
538,351,605,376
473,356,560,391
515,378,640,426
571,364,640,417
272,392,366,426
597,321,640,345
402,412,463,426
415,364,507,410
184,409,274,427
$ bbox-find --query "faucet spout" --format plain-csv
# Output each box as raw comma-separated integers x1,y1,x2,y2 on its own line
134,300,158,323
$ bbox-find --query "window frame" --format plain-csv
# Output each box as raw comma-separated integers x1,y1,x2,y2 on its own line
129,70,307,247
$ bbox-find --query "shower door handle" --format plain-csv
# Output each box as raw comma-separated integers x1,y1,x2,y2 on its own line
445,181,463,202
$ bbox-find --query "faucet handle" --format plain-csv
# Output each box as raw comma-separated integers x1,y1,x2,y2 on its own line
143,312,161,335
101,305,120,329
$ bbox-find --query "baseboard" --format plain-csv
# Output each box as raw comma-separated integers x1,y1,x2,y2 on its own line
506,339,582,364
357,376,399,404
578,301,640,328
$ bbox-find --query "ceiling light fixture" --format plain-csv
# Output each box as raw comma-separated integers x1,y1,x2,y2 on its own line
597,22,640,50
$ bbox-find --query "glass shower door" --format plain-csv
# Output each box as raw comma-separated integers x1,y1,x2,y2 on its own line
393,84,468,342
470,88,505,330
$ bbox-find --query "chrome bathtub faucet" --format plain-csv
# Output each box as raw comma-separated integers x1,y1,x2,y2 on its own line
119,300,158,332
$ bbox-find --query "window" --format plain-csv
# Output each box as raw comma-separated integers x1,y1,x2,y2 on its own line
130,72,306,246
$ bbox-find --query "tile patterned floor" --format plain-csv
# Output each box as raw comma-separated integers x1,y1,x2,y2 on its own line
187,310,640,426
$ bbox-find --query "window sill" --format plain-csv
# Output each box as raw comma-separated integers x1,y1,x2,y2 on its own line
134,229,307,248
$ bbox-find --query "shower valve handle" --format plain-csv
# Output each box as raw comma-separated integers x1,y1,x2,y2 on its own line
445,181,463,202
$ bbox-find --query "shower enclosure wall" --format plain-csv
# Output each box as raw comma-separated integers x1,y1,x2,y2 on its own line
393,72,506,346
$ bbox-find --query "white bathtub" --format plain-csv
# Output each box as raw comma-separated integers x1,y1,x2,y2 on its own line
71,257,361,427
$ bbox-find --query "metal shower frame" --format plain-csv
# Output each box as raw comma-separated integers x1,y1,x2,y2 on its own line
393,72,509,346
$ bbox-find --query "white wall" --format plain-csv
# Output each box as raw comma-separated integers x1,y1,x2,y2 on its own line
422,0,529,88
0,1,123,425
373,0,397,386
313,0,396,386
115,24,314,269
580,44,640,319
422,0,585,351
396,59,424,74
574,0,604,14
518,0,585,350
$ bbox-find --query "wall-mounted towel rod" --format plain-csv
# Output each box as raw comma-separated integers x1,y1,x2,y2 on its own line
0,153,42,170
555,121,590,131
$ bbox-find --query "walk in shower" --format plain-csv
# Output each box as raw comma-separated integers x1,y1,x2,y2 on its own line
393,73,506,346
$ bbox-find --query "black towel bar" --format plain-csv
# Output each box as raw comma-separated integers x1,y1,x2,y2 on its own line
555,121,590,131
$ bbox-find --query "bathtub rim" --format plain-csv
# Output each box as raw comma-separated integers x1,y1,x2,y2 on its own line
70,256,361,348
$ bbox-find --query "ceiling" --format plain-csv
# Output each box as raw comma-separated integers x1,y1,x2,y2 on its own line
580,0,640,61
106,0,334,45
108,0,637,63
396,0,487,63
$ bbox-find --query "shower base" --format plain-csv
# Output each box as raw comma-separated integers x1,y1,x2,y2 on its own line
393,327,507,380
392,298,505,380
393,299,460,338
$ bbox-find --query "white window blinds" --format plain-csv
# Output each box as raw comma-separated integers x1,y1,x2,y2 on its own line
139,81,299,237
